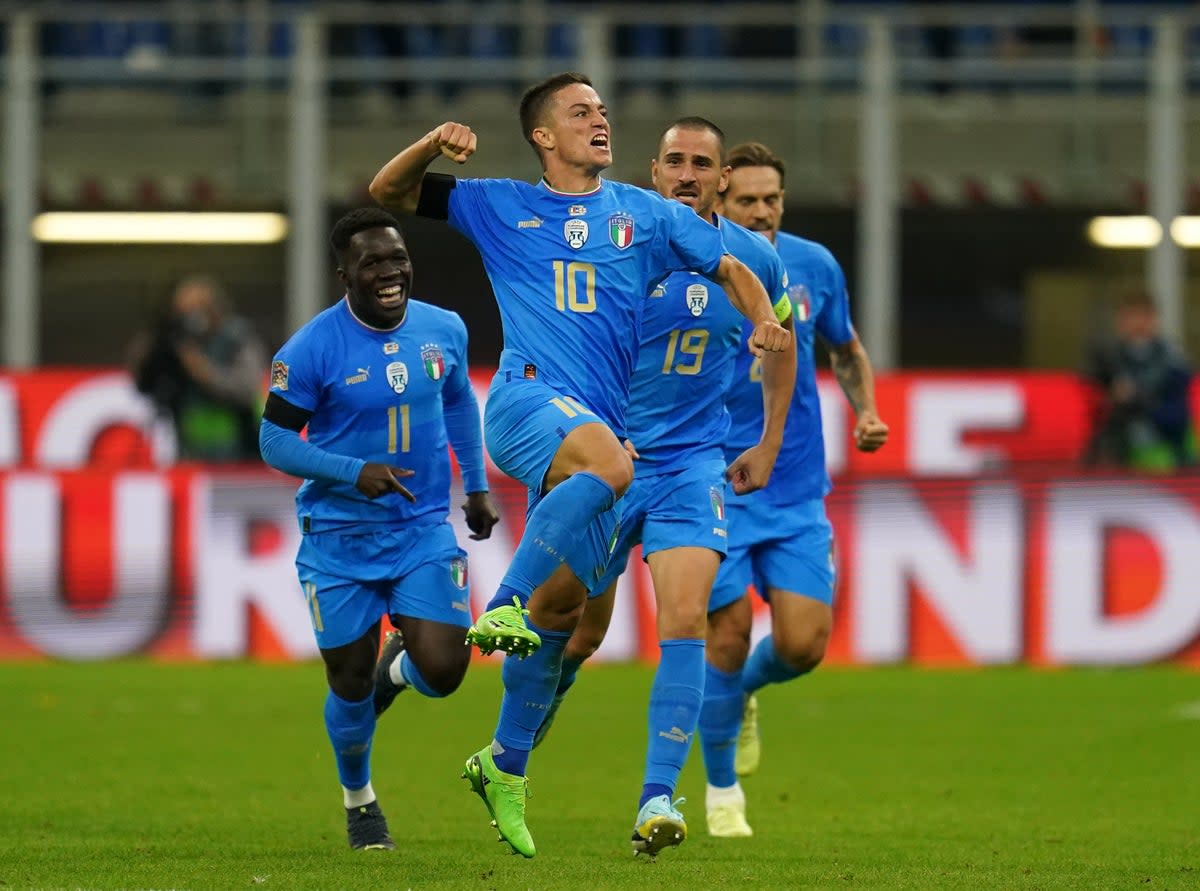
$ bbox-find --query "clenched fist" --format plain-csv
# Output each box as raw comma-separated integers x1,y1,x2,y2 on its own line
427,122,477,164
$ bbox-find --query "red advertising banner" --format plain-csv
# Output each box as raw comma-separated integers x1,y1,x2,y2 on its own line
1,369,1197,665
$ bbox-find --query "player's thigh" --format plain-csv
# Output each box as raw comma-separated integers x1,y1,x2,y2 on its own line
758,514,836,665
641,459,729,638
646,547,721,640
545,422,632,494
484,373,625,493
296,561,389,653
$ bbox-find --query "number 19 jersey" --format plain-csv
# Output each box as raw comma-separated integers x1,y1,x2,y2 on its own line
626,217,789,472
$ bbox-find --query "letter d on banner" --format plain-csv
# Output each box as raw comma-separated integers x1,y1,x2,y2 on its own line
1046,483,1200,664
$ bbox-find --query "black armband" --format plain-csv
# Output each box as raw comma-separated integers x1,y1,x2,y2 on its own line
416,173,456,220
262,392,313,432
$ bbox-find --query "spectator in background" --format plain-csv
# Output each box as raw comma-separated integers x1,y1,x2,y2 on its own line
129,276,267,462
1084,291,1196,472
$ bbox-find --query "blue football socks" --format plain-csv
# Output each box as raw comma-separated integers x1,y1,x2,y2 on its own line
324,690,376,791
485,472,616,612
640,638,704,808
492,621,572,776
742,634,806,694
698,661,743,789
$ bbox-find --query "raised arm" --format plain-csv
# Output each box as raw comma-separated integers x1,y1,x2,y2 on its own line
726,314,796,494
827,333,888,452
369,122,478,214
710,254,792,355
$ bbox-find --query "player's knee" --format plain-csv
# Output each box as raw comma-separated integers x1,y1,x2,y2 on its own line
588,450,633,496
707,615,751,672
566,623,606,661
327,666,374,703
660,600,708,641
421,652,470,697
777,625,830,675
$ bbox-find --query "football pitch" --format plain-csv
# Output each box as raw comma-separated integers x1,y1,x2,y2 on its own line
0,662,1196,891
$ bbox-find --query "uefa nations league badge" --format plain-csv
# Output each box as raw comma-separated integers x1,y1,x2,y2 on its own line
385,361,408,394
564,219,588,250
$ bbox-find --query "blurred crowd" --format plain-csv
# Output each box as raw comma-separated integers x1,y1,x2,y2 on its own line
36,1,1200,87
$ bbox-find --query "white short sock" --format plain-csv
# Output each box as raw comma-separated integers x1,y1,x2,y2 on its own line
343,781,376,809
387,652,406,687
706,782,745,810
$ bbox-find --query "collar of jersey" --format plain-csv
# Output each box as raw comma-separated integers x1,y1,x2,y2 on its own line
343,296,407,333
538,176,604,197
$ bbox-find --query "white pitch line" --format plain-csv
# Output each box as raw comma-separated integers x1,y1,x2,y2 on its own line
1172,701,1200,720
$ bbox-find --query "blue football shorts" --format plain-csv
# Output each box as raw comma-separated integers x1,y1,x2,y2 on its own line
484,370,613,494
708,493,835,613
295,521,470,649
590,457,729,597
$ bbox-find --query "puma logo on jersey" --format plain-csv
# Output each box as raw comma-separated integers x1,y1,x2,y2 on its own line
344,367,370,385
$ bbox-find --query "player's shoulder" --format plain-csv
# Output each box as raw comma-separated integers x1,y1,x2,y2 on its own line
407,298,466,333
776,230,840,273
280,300,346,351
720,217,776,259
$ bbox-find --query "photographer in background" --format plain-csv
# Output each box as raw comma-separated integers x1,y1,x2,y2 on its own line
129,276,267,462
1084,291,1196,473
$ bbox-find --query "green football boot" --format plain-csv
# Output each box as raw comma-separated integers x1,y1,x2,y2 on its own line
465,596,541,657
461,746,536,858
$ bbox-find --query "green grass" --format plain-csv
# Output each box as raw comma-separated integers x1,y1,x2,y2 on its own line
0,663,1198,890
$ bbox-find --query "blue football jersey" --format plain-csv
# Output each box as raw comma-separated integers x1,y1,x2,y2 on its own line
268,298,482,528
627,217,789,473
725,231,854,503
445,177,726,435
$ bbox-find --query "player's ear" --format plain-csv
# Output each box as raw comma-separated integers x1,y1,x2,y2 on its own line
718,165,731,194
335,265,349,289
531,125,554,153
650,159,661,189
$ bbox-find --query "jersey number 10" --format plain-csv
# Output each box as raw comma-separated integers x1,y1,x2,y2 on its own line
553,261,597,313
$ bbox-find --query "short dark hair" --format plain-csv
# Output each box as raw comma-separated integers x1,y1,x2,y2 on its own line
330,207,403,263
519,72,593,158
726,142,786,188
657,116,726,163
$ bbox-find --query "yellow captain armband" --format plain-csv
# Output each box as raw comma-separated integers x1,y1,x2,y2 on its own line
772,292,793,323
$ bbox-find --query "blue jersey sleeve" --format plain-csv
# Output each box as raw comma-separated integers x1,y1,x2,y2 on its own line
654,194,725,279
815,256,854,347
440,314,488,493
259,419,364,486
445,177,503,247
268,326,325,413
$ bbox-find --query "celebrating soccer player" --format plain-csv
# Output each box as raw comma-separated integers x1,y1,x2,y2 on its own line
527,116,797,858
701,142,889,837
258,208,499,851
368,73,791,858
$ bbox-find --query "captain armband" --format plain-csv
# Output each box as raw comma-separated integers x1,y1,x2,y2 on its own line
772,293,794,324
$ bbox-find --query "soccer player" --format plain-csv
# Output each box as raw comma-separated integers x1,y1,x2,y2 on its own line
528,116,797,858
258,208,499,850
702,142,889,838
368,72,791,858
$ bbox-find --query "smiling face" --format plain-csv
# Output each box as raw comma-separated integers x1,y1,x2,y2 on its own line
719,165,786,243
532,81,612,176
651,125,729,219
338,226,413,328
